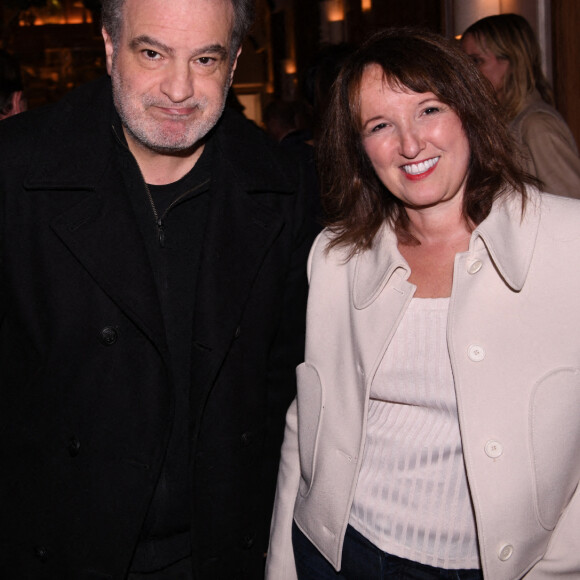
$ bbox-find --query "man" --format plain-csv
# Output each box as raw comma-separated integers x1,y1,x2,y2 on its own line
0,49,26,119
0,0,314,578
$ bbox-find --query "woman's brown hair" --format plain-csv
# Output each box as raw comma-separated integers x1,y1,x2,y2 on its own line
318,28,535,255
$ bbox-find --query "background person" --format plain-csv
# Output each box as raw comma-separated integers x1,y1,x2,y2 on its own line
0,48,26,120
0,0,314,577
267,28,580,580
461,13,580,199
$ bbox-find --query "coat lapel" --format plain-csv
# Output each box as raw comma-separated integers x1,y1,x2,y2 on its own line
49,167,168,360
189,110,296,402
22,80,168,361
190,163,286,396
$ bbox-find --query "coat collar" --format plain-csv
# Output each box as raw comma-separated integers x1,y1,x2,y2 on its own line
353,188,542,309
23,76,296,196
24,77,116,191
470,188,541,292
211,108,298,195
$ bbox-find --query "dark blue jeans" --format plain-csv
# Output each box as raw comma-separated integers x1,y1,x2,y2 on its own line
292,522,483,580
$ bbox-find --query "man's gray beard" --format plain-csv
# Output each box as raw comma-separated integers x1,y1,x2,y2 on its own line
111,63,229,154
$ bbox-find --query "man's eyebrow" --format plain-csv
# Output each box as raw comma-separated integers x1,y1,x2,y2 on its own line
194,44,229,59
129,35,174,55
129,36,228,60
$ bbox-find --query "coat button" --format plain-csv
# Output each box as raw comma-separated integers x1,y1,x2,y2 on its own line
34,546,49,562
484,440,503,458
467,260,483,274
241,431,253,447
498,544,514,561
234,326,241,339
99,326,118,346
68,436,81,457
467,344,485,362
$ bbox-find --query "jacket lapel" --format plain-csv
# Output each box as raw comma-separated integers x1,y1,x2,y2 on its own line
189,110,295,402
471,189,541,291
190,166,286,399
23,79,168,361
49,168,168,360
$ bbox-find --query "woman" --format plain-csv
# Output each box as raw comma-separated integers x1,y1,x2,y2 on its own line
461,13,580,199
266,28,580,580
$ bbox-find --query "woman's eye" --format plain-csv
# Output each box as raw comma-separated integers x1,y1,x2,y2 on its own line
371,122,387,133
424,107,440,115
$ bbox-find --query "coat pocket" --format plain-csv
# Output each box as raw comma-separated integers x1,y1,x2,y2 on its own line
530,367,580,530
296,362,324,495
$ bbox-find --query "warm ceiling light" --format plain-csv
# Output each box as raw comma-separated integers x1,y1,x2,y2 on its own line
285,60,297,75
326,0,345,22
362,0,372,11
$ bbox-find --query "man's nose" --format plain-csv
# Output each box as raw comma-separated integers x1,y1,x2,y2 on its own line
160,62,195,103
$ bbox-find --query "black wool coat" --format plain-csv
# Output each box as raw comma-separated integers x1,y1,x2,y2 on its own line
0,77,314,579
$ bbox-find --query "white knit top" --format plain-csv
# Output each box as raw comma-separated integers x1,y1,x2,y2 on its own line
349,297,480,570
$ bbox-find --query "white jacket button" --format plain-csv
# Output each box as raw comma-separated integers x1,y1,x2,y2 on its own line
499,544,514,561
467,260,483,274
485,440,503,458
467,344,485,361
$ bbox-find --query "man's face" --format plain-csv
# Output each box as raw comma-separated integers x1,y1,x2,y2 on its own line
103,0,240,156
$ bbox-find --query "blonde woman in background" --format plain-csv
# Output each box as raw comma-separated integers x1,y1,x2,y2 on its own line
461,13,580,199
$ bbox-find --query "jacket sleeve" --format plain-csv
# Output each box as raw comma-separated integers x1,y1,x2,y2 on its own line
258,155,319,563
265,398,300,580
521,112,580,199
522,482,580,579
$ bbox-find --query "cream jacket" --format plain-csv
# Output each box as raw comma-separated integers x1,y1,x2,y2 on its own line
267,189,580,580
510,91,580,200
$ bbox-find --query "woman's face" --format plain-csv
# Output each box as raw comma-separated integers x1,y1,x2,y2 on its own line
461,33,509,96
359,64,471,212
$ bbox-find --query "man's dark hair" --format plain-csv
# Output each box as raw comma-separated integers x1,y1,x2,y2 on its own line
0,49,23,116
101,0,255,59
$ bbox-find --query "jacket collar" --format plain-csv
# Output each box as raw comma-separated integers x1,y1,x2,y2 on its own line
211,107,297,194
471,188,541,291
353,188,541,309
24,77,116,191
24,76,296,196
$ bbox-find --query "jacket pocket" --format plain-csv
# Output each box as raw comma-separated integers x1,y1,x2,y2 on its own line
530,367,580,530
296,362,324,495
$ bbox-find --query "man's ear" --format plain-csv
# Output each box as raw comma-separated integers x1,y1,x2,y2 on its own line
7,91,26,117
0,91,26,119
11,91,26,115
102,27,115,75
229,46,242,86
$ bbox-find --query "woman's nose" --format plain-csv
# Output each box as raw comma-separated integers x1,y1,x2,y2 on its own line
398,125,424,159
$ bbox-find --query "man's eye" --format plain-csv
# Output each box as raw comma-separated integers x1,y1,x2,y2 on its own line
198,56,216,65
143,50,160,59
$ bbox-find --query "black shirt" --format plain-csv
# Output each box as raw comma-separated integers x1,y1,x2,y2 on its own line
120,135,212,572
